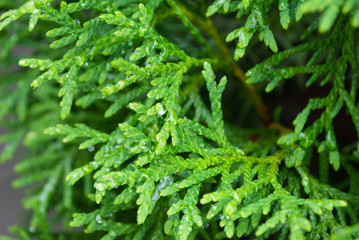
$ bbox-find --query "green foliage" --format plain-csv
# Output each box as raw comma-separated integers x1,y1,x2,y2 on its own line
0,0,358,239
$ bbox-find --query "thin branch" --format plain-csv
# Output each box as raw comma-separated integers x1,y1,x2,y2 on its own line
176,2,271,124
175,2,293,134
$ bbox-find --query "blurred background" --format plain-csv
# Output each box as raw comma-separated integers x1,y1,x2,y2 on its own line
0,128,25,236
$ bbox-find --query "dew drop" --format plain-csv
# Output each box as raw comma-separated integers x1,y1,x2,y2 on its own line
155,103,166,115
96,183,105,191
88,146,95,152
19,59,26,66
95,214,103,224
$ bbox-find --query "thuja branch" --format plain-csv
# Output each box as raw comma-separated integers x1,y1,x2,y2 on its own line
213,151,284,165
175,1,272,124
175,2,294,136
1,1,358,240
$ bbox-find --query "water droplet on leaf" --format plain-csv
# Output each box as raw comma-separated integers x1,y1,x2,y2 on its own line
95,214,103,223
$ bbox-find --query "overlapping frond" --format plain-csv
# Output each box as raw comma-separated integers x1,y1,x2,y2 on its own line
0,0,358,239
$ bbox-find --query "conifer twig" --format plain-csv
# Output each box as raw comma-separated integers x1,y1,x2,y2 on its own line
175,2,292,135
174,2,272,124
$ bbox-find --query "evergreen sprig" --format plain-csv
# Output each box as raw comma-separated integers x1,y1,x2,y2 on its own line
1,0,358,239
